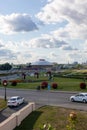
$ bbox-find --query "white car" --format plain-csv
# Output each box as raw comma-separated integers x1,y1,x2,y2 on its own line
7,96,24,107
70,93,87,103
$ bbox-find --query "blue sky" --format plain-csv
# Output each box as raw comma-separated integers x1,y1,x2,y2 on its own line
0,0,87,64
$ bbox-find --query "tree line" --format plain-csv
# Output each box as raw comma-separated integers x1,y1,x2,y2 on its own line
0,63,12,70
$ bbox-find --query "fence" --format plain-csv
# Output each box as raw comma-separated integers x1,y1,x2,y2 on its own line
0,102,35,130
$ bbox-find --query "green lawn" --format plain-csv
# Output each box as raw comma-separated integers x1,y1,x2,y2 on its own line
1,75,87,130
0,98,7,111
11,76,87,130
1,77,87,92
14,106,87,130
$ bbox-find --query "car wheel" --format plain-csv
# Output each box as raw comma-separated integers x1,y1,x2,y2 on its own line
83,99,86,103
17,103,19,106
23,99,25,103
71,98,74,102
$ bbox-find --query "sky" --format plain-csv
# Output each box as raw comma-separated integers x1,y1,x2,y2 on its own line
0,0,87,64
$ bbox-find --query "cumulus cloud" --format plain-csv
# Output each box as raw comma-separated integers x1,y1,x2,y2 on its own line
60,45,78,51
36,0,87,24
0,46,33,64
29,35,67,48
0,0,87,64
0,49,16,60
48,52,59,60
0,40,5,48
68,52,83,63
36,0,87,40
0,13,38,34
83,41,87,52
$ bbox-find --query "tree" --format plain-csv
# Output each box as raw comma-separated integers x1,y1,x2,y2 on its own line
0,63,12,70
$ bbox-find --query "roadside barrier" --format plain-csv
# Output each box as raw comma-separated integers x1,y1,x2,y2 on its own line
0,102,35,130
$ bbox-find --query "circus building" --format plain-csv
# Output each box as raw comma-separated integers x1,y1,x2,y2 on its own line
31,59,53,70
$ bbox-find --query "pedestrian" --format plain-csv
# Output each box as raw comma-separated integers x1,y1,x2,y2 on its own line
48,84,51,90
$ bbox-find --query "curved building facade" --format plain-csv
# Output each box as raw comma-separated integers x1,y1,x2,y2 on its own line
31,59,53,69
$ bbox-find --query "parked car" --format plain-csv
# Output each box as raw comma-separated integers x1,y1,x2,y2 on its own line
7,96,24,107
70,93,87,103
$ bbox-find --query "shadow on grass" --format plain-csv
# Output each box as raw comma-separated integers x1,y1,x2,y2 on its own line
14,110,43,130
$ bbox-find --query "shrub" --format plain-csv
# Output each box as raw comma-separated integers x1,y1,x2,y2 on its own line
9,80,22,83
52,83,58,89
41,81,48,89
11,81,17,86
67,111,77,130
80,82,86,89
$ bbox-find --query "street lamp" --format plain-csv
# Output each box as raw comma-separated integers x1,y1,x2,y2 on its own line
3,80,8,101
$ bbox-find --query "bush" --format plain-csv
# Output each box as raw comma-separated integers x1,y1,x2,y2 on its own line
9,79,22,83
80,82,86,89
11,81,17,86
52,83,58,89
41,81,48,89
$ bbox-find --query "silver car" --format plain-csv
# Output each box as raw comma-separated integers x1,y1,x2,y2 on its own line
70,93,87,103
7,96,24,107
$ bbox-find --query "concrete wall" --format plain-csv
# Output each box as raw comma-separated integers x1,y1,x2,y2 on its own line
0,102,35,130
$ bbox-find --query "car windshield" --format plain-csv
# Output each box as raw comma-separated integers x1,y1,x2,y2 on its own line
84,94,87,96
79,93,87,96
10,98,17,101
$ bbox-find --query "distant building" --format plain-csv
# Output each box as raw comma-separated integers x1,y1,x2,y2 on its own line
72,61,78,65
31,59,53,70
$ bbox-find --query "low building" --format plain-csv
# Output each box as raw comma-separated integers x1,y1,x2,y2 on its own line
31,59,53,70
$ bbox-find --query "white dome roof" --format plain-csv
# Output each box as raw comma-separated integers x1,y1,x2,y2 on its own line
32,59,53,66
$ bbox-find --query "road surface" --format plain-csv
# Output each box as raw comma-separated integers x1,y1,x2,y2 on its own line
0,87,87,111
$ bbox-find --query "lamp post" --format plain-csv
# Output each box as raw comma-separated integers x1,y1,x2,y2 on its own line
3,80,8,101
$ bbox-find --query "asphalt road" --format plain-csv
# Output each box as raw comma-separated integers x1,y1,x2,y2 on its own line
0,87,87,111
1,88,87,122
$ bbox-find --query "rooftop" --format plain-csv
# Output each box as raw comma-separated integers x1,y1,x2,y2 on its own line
32,59,53,66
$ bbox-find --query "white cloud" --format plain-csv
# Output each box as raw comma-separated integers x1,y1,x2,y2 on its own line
0,0,87,64
36,0,87,41
0,38,86,64
0,13,38,34
29,34,68,48
3,35,68,49
60,45,78,51
37,0,87,24
68,52,83,63
0,48,17,62
0,40,5,48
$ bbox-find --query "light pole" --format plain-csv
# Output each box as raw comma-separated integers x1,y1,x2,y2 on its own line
3,80,8,101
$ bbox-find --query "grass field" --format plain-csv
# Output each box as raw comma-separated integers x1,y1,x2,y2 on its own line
14,106,87,130
11,75,87,130
0,98,7,111
0,74,87,130
1,76,87,92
